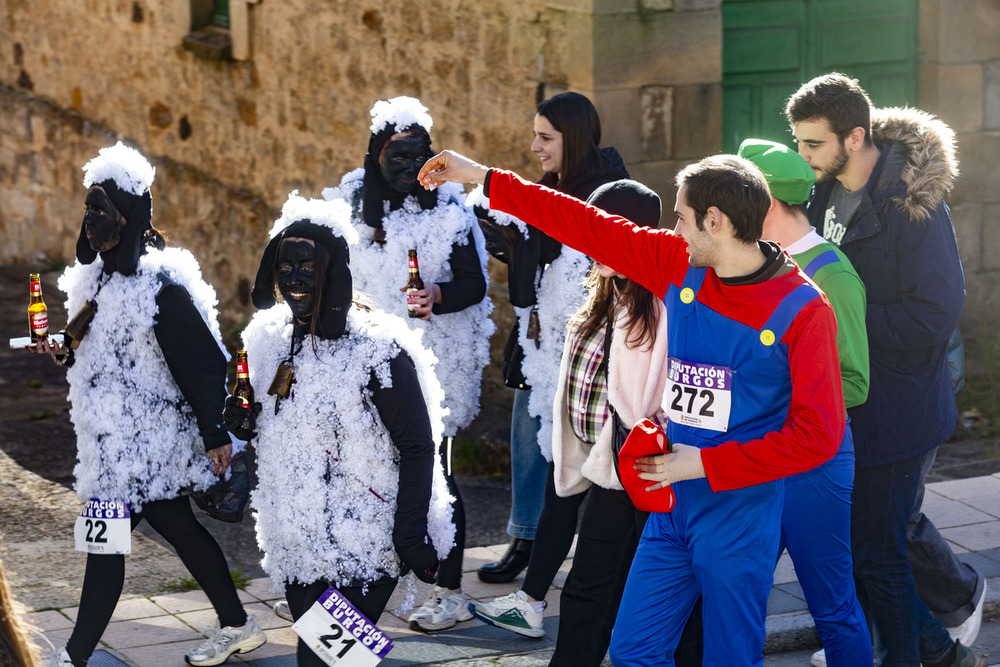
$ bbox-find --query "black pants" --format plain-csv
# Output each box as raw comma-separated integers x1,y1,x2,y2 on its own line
522,462,585,601
65,496,245,666
549,485,647,667
435,437,466,590
285,579,397,667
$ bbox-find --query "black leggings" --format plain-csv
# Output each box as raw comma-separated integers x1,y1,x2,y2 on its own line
285,579,397,667
434,437,466,590
522,462,585,601
64,496,245,666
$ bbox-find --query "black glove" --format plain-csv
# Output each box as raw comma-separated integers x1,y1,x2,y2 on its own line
223,395,261,441
394,532,439,584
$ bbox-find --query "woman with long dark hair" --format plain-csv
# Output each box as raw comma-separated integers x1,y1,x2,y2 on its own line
473,92,629,584
470,181,671,666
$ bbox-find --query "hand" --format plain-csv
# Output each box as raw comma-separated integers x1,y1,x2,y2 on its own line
635,443,706,491
399,283,442,320
417,150,490,190
206,443,233,477
30,336,70,364
395,533,439,584
223,395,261,441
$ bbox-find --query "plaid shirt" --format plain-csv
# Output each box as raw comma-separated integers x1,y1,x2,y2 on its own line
566,322,611,444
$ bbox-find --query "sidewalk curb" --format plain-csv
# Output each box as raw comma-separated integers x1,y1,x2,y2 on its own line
764,575,1000,655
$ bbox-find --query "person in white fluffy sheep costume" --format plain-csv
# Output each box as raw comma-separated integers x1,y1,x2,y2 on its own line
321,96,493,633
226,191,455,666
34,142,266,667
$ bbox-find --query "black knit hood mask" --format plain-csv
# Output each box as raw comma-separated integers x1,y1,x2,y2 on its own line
75,178,152,276
361,124,438,229
251,220,353,340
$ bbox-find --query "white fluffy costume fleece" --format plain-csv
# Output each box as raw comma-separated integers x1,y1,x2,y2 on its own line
322,98,494,437
60,145,224,509
243,193,455,593
466,185,590,461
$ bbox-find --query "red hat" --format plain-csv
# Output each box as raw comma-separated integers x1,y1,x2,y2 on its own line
618,418,676,513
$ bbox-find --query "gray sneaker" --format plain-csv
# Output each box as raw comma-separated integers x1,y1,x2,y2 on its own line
185,613,266,666
273,600,293,622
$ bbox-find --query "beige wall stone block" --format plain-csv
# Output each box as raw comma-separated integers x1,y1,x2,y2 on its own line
919,64,983,134
981,201,1000,272
671,83,722,159
640,85,674,162
591,10,721,88
962,277,999,337
950,132,1000,206
619,159,688,227
951,203,983,274
922,0,1000,65
590,88,643,163
985,61,1000,131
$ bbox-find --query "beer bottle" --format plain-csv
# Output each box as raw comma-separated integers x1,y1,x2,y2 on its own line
404,249,425,319
233,350,255,431
28,273,49,343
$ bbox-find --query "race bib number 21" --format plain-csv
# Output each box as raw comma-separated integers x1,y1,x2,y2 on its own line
292,586,394,666
665,357,732,432
74,498,131,555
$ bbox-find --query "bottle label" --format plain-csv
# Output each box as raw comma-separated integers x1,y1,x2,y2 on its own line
237,361,249,378
30,311,48,335
408,257,418,271
30,282,41,296
406,289,419,313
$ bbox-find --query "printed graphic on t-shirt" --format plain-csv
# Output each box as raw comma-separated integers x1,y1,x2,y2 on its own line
823,206,847,246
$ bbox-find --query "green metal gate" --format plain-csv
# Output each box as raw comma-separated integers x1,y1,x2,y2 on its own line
722,0,918,152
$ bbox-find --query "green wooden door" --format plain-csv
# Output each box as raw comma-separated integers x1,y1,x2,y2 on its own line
722,0,918,152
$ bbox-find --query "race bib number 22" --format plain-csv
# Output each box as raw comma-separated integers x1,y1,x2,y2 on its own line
74,498,131,555
665,357,732,432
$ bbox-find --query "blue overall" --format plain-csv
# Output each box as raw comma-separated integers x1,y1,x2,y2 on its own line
610,268,822,667
779,252,872,665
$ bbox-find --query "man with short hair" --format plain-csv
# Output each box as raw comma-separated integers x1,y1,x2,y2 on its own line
787,73,981,667
737,138,872,665
418,150,845,665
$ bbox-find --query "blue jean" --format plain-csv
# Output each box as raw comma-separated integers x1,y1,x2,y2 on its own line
851,450,954,666
908,449,984,627
781,428,872,665
507,387,546,540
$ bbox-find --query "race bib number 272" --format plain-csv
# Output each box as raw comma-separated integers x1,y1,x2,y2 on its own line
665,357,733,433
74,498,131,555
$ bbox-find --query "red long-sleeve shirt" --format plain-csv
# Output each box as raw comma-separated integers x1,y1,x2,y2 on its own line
485,169,844,491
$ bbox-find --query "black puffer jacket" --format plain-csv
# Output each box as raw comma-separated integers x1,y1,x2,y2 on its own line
479,147,629,388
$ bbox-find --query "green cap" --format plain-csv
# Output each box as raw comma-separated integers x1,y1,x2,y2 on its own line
737,138,816,205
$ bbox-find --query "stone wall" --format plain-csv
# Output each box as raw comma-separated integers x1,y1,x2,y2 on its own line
0,0,551,321
919,0,1000,338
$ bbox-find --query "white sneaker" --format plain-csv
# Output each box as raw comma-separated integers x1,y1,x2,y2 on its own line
273,600,293,622
35,636,73,667
947,580,986,647
185,613,266,666
469,590,545,638
810,648,827,667
408,586,474,632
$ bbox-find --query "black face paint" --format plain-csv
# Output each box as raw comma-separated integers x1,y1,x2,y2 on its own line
83,186,126,252
378,132,430,195
276,238,317,323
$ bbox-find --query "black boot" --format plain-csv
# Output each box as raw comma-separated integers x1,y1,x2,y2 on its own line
477,538,532,584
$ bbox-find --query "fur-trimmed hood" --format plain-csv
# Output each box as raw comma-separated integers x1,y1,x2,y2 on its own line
871,107,959,223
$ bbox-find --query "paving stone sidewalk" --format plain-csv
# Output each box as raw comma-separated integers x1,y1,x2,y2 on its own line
15,473,1000,666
